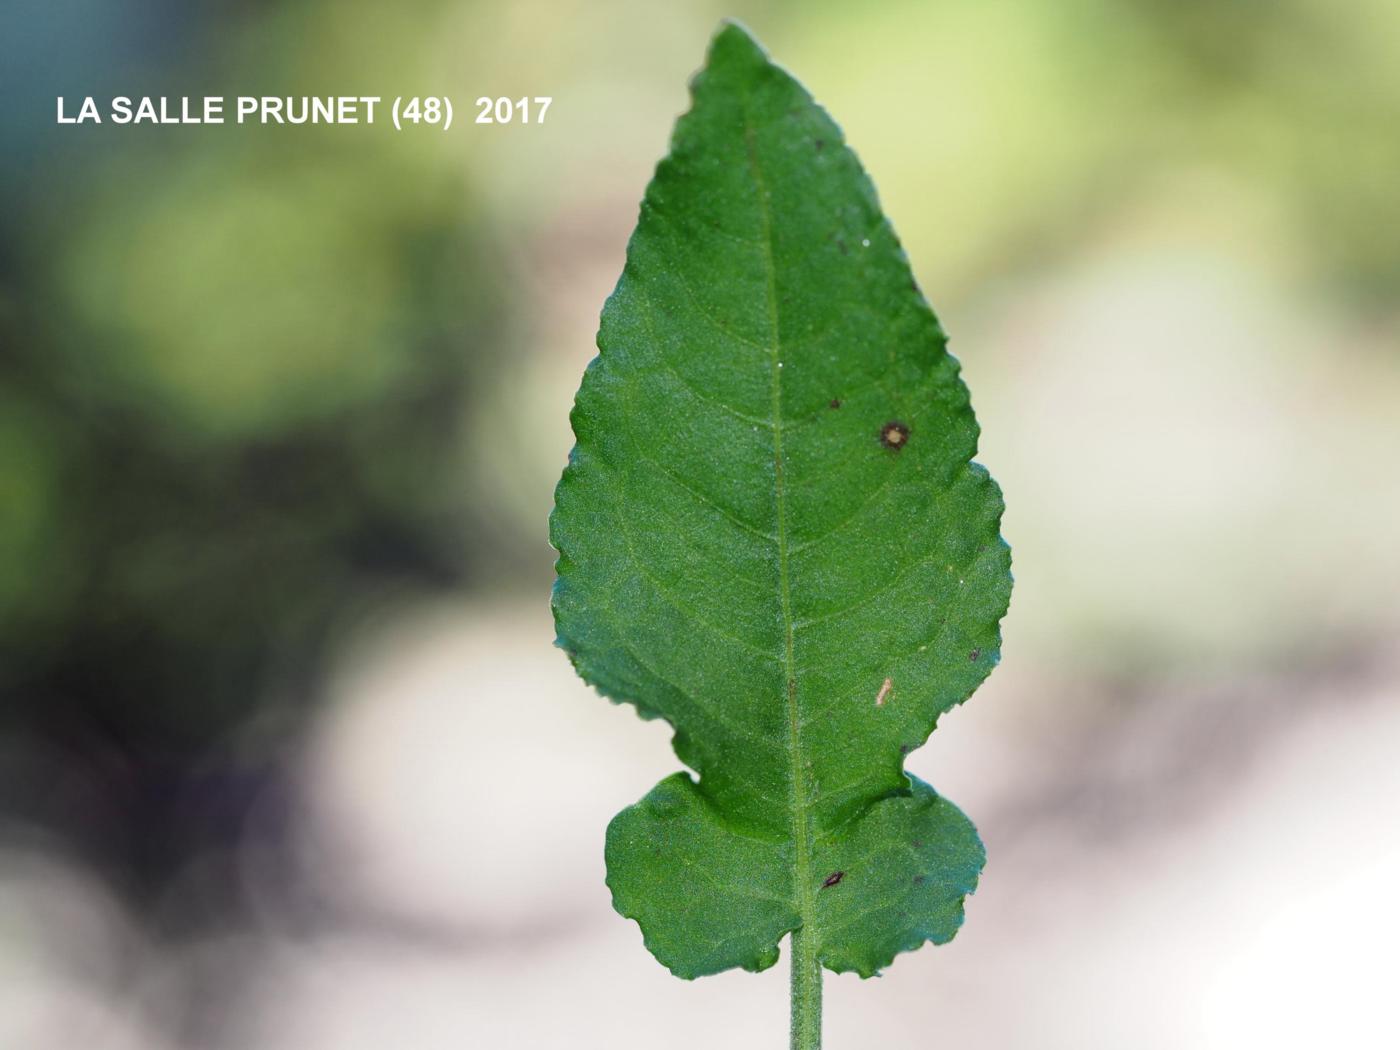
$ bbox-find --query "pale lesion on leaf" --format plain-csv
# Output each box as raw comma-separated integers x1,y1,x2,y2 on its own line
875,676,893,707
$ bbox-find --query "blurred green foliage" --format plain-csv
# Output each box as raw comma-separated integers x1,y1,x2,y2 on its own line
1,0,509,754
783,0,1400,307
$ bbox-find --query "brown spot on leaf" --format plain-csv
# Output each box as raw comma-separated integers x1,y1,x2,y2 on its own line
822,871,845,889
913,875,926,885
879,421,909,450
969,648,981,662
815,138,825,151
829,398,842,409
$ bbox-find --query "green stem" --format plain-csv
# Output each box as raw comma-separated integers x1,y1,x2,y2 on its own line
790,926,823,1050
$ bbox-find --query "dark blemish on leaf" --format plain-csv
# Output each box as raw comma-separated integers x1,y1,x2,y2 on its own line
969,648,981,662
837,238,848,255
879,421,910,450
913,875,926,886
822,871,845,889
912,841,924,848
815,138,825,151
898,744,911,756
829,398,842,409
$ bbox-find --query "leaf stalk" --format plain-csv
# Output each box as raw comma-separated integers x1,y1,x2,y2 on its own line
790,926,823,1049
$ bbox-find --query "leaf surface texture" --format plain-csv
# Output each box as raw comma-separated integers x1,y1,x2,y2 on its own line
551,22,1011,979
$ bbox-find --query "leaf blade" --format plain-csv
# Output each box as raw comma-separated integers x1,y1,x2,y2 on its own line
552,20,1011,980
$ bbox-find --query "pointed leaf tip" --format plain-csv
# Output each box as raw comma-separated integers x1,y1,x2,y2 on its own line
710,19,766,57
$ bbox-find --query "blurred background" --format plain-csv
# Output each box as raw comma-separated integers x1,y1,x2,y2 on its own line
1,0,1398,1047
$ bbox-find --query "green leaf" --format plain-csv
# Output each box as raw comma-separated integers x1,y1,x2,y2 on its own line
551,21,1011,981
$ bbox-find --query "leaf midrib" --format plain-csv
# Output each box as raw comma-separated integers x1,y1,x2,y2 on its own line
740,92,816,953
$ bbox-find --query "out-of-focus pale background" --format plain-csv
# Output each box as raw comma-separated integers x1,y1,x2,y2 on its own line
2,1,1398,1047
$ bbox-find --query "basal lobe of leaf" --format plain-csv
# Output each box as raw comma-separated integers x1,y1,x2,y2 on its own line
550,22,1012,982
